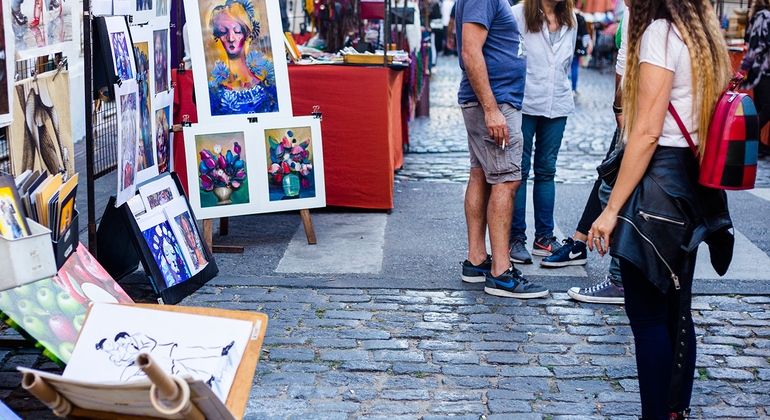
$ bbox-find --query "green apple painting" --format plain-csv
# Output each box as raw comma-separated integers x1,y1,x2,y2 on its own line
0,243,134,366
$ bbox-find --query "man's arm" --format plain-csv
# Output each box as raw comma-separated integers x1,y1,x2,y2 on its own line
462,22,508,147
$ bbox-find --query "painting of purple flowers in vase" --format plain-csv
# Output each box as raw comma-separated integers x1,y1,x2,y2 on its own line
195,132,249,208
265,126,316,201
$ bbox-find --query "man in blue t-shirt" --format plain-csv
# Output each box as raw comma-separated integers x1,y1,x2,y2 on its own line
457,0,548,299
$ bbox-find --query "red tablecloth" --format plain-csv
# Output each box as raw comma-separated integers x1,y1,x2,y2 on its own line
288,65,406,209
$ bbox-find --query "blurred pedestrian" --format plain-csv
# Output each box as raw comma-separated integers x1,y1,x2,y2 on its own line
739,0,770,156
570,8,593,94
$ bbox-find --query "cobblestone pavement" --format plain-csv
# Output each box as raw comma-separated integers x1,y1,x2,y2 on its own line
402,55,770,186
7,286,767,419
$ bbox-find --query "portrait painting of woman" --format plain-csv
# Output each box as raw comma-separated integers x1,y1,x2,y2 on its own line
153,29,169,93
186,0,291,121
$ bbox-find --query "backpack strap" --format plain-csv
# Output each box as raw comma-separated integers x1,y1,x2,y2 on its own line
668,103,700,159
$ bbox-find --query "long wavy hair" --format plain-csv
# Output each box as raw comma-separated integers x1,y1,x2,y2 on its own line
523,0,576,33
623,0,730,158
750,0,770,18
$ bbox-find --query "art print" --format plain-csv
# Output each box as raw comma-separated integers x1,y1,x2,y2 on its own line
183,123,258,219
0,0,14,128
138,173,179,210
10,0,77,59
103,17,137,82
0,186,27,239
115,81,140,207
164,199,208,275
63,303,253,402
10,72,74,181
132,30,158,184
152,27,169,94
136,0,152,12
137,210,191,287
152,91,173,173
258,116,326,213
156,0,168,17
185,0,293,123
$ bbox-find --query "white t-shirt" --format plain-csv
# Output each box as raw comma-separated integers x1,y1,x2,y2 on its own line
639,19,696,148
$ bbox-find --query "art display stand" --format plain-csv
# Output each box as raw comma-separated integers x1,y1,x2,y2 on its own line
96,172,218,305
20,304,268,420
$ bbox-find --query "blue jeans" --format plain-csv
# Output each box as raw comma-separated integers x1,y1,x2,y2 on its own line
621,255,696,419
571,56,580,92
510,115,567,241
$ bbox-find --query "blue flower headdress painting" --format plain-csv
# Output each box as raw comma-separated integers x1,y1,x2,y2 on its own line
203,0,278,116
141,220,191,288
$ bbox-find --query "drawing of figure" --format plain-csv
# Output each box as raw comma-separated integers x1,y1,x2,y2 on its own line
177,212,207,270
96,332,236,397
153,30,168,92
155,106,169,173
0,196,24,238
15,79,71,180
206,0,277,116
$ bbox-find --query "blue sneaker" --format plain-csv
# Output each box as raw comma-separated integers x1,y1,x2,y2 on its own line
484,267,549,299
461,255,492,283
540,238,587,267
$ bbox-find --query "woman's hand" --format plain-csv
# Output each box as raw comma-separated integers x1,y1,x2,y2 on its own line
587,208,618,257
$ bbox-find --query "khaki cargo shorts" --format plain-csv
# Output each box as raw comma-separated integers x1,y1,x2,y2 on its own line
461,102,523,184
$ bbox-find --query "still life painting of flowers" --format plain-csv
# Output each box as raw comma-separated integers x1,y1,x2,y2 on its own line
196,132,249,208
265,126,315,201
201,0,277,116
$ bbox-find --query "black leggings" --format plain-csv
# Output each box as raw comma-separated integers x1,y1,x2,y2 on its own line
755,75,770,132
620,255,697,419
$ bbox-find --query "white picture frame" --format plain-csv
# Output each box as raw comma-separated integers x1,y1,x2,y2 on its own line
184,0,293,123
115,80,140,207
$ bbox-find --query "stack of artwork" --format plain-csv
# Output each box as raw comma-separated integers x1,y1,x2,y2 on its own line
131,173,210,290
182,0,326,219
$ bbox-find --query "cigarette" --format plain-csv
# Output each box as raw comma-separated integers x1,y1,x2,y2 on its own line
502,140,506,150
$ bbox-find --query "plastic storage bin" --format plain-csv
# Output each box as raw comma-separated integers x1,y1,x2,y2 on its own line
0,219,57,291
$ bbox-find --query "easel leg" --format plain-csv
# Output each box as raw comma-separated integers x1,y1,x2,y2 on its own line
220,217,229,236
300,209,317,245
203,219,213,254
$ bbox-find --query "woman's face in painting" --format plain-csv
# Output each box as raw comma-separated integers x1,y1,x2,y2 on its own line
214,14,246,57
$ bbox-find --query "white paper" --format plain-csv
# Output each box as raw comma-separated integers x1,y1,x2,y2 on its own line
115,80,140,207
0,0,14,128
91,0,112,15
138,172,179,212
63,303,253,403
113,0,133,16
164,199,208,275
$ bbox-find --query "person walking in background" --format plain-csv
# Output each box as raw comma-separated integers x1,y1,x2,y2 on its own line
740,0,770,156
551,0,627,305
457,0,548,298
508,0,576,265
570,8,592,94
588,0,732,417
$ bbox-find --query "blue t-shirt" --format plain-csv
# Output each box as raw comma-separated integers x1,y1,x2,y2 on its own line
456,0,526,109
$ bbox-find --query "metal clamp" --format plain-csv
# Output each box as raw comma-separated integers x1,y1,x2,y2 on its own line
247,117,259,123
181,115,192,127
311,105,322,120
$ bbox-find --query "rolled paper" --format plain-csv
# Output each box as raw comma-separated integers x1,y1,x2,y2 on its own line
21,372,72,417
136,353,179,401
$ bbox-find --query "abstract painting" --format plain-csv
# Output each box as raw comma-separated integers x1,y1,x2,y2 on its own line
185,0,292,122
116,80,139,207
103,17,137,83
10,71,74,181
138,210,191,288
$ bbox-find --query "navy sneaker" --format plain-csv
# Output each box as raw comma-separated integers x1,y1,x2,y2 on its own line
484,267,549,299
461,255,492,283
541,238,587,267
567,276,625,304
532,235,563,257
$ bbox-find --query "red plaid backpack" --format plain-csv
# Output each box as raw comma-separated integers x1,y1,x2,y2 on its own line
669,75,760,190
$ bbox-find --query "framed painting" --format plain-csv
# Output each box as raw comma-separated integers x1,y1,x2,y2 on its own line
136,209,192,288
183,122,258,219
115,80,140,207
258,116,325,213
184,0,292,123
131,25,159,184
164,199,209,276
10,71,74,181
11,0,78,59
152,91,173,174
151,20,171,96
0,0,14,128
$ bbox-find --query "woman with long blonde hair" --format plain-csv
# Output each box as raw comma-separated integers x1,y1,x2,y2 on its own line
587,0,733,418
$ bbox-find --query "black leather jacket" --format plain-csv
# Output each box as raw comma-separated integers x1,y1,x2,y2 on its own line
611,147,733,293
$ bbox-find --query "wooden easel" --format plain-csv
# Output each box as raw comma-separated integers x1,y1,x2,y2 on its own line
201,210,316,254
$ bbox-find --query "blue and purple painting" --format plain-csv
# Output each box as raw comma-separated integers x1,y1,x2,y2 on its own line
141,220,191,287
